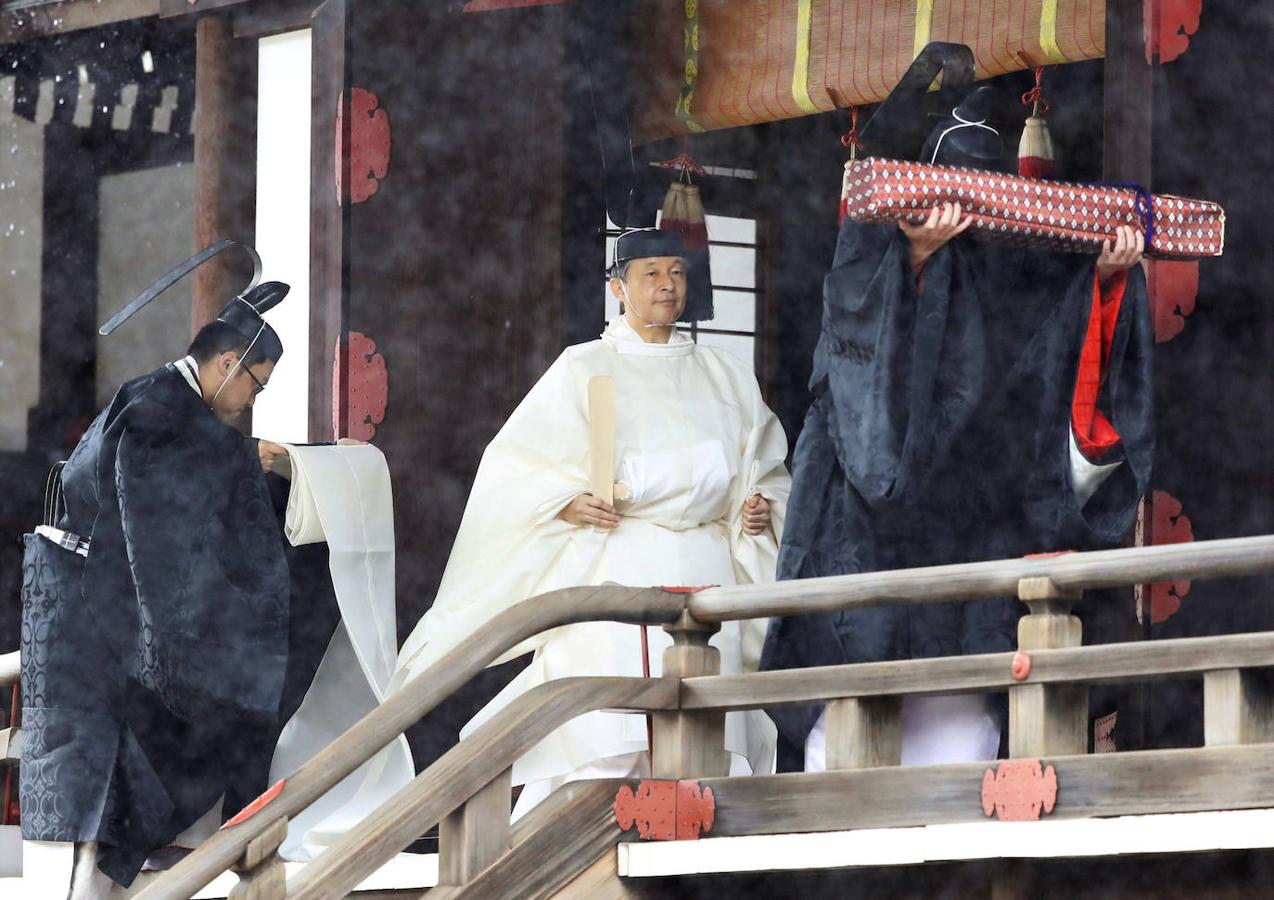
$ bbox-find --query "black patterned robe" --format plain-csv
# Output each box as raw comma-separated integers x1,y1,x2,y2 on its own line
760,220,1155,770
19,364,329,886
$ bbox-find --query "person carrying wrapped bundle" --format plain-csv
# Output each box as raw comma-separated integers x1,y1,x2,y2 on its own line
762,87,1155,773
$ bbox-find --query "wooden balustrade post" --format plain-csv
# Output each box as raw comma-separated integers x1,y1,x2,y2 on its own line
439,766,513,886
228,817,288,900
1204,669,1274,746
824,696,902,770
652,611,731,779
1009,576,1087,758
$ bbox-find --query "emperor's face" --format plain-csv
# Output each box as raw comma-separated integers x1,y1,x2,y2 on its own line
609,256,688,326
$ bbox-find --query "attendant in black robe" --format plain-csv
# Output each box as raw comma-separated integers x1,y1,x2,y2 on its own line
760,98,1155,772
20,274,338,893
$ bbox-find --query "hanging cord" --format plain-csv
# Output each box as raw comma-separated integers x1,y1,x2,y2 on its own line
1021,66,1051,116
928,106,1000,165
655,136,707,183
43,460,66,527
640,625,653,777
840,105,862,160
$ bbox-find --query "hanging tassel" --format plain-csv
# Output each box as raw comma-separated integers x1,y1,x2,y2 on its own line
673,183,709,253
839,106,862,222
654,138,714,321
660,179,684,231
657,138,709,252
1018,67,1056,179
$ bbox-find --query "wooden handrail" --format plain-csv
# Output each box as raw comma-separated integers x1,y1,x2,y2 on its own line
285,676,677,900
0,651,18,687
689,534,1274,621
135,534,1274,897
133,583,683,900
680,631,1274,710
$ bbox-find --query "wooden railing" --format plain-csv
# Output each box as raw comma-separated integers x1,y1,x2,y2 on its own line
101,534,1274,897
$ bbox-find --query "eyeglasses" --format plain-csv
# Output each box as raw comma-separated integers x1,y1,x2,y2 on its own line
244,366,268,395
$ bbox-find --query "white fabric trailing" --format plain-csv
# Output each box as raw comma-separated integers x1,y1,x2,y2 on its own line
268,443,414,861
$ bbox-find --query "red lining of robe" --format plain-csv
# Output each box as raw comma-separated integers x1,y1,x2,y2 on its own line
1072,270,1127,462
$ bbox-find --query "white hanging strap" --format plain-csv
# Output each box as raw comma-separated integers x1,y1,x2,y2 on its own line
928,106,1001,165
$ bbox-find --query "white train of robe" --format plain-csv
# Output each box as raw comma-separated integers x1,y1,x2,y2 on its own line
268,444,414,860
391,317,791,815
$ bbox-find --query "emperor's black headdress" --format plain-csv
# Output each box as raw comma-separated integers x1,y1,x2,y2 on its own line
99,239,290,362
607,227,690,278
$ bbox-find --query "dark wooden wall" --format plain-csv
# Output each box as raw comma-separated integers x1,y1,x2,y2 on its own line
1138,0,1274,748
311,1,570,771
326,0,568,640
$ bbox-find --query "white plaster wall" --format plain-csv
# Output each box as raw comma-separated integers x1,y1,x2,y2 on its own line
0,76,45,452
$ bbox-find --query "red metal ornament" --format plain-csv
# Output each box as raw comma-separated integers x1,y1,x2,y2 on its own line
677,780,716,839
981,760,1058,822
333,331,389,441
614,780,715,841
221,779,286,830
1146,259,1199,343
336,88,391,205
1011,650,1032,682
1145,0,1204,65
1149,491,1194,624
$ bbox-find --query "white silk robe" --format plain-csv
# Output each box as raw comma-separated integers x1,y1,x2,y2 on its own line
392,317,791,792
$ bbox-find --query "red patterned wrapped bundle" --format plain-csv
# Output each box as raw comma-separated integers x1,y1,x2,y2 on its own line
841,158,1225,259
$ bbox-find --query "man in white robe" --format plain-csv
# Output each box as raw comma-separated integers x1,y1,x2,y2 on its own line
393,228,791,815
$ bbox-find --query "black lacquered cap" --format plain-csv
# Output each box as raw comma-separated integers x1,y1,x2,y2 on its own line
609,228,691,275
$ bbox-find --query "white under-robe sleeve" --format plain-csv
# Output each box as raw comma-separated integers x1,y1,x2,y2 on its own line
1068,429,1122,509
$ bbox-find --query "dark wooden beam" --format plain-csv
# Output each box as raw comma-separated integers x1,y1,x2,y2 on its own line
191,13,257,331
159,0,249,18
232,0,318,39
0,0,159,44
192,12,257,432
1103,0,1154,187
308,0,349,442
29,124,100,458
1103,0,1156,754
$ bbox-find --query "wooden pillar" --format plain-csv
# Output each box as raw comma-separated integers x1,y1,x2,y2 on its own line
229,816,288,900
1103,0,1154,187
1204,669,1274,747
193,13,258,332
308,0,350,442
1009,577,1088,758
30,124,99,456
438,766,512,886
824,696,902,770
651,612,730,779
1105,0,1155,757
